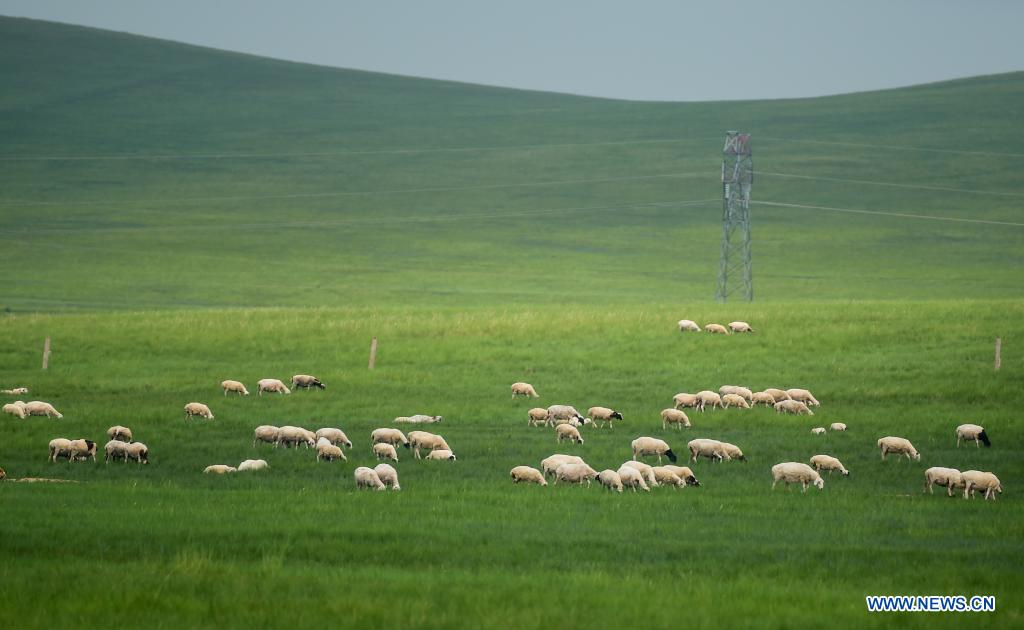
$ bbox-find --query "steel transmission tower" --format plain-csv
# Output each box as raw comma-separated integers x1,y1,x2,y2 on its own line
716,131,753,302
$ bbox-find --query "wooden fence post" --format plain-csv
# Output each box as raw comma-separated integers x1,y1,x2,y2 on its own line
42,337,51,370
368,337,378,370
994,337,1001,371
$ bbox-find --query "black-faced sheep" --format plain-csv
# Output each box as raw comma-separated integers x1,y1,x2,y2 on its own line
587,406,623,429
291,374,325,390
631,437,677,464
956,424,991,448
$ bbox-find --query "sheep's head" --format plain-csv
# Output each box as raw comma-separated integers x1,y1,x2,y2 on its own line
686,476,701,487
841,469,850,477
912,451,921,461
813,478,825,490
611,411,623,420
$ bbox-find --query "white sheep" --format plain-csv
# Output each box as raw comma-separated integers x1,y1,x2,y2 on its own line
728,321,754,333
811,427,826,435
704,323,729,334
374,463,401,491
751,392,776,407
587,406,623,429
631,437,678,464
510,466,548,486
672,393,700,410
620,460,659,487
527,408,549,427
956,424,991,448
318,438,348,462
204,464,237,474
354,466,386,491
771,462,824,492
253,425,281,447
183,402,214,421
616,465,650,492
695,391,723,411
555,423,584,444
651,467,685,488
291,374,326,390
763,388,791,402
597,469,623,492
126,442,149,464
24,401,63,419
3,401,27,419
1,387,28,395
810,454,849,476
830,422,847,432
721,393,751,409
315,428,353,449
370,428,410,450
238,459,268,472
257,378,291,396
220,380,249,396
511,382,540,398
425,449,456,461
677,319,701,332
48,438,73,462
720,442,746,462
546,405,586,427
877,436,920,461
660,408,691,430
719,385,753,401
104,439,130,463
774,399,813,416
786,388,820,406
277,426,316,449
923,467,963,496
69,439,96,462
106,425,133,443
687,438,729,463
408,430,451,458
394,415,443,424
962,470,1002,500
541,454,585,477
554,462,598,486
371,442,397,462
660,465,701,486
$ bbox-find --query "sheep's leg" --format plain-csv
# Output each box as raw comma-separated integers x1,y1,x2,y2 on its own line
975,438,980,448
801,481,808,493
956,435,961,448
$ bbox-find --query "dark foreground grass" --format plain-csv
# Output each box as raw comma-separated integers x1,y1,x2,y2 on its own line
1,302,1022,628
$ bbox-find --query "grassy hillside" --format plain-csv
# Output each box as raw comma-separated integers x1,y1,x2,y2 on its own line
1,17,1022,311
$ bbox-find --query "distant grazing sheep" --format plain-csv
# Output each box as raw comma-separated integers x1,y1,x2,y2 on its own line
956,424,990,448
238,459,268,472
719,386,753,401
528,408,548,427
126,442,149,464
24,401,63,419
771,462,824,492
253,425,281,447
220,380,249,396
319,438,348,462
722,393,751,409
371,442,397,462
257,378,290,396
106,425,133,443
774,399,813,416
541,454,585,477
923,467,963,496
620,460,659,487
1,387,28,395
546,405,586,427
728,321,754,333
810,455,848,477
719,442,745,462
877,436,920,461
104,440,130,463
631,437,677,464
291,374,325,390
660,465,701,486
315,428,353,448
677,319,701,332
277,426,316,449
830,422,847,432
587,406,623,429
3,401,27,419
811,427,826,435
961,470,1002,500
395,415,442,424
704,324,729,334
763,388,791,402
374,463,401,491
786,388,820,406
672,393,700,410
651,466,686,488
660,408,691,430
425,449,456,461
751,392,776,407
554,463,598,486
183,402,214,421
695,391,723,411
354,467,386,491
688,439,729,463
370,428,410,450
616,465,650,492
555,423,584,444
510,466,547,486
408,431,450,458
204,465,236,474
597,469,623,492
511,382,539,398
48,438,73,462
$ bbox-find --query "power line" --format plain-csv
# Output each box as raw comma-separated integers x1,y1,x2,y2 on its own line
760,136,1024,159
754,200,1024,227
759,171,1024,198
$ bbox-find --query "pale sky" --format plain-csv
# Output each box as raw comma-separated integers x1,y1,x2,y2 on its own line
2,0,1022,101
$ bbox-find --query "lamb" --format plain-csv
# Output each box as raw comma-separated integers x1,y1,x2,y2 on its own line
527,408,549,427
104,439,130,463
811,427,826,435
183,402,214,421
370,428,410,450
511,382,539,398
695,391,723,411
256,378,291,396
126,442,149,464
106,425,132,443
672,393,700,410
722,394,751,409
1,387,28,395
877,436,920,461
253,425,281,447
620,460,659,487
616,465,650,492
719,386,753,401
354,466,386,491
3,401,27,419
704,323,729,334
597,469,623,492
546,405,586,426
810,454,849,476
956,424,991,448
785,388,820,406
677,319,701,332
774,399,813,415
371,442,397,462
687,438,729,463
374,463,401,491
728,321,754,333
587,406,623,429
408,430,451,458
220,380,249,396
659,465,701,486
751,392,777,407
660,408,691,430
318,438,348,462
425,449,456,461
651,467,686,488
962,470,1002,500
555,423,584,444
394,415,443,424
830,422,847,432
923,467,964,496
291,374,326,390
510,466,548,486
554,462,598,486
315,428,353,449
631,437,678,464
719,442,746,462
771,462,825,492
763,388,791,402
541,454,585,477
23,401,63,419
277,426,316,449
204,465,237,474
238,459,268,472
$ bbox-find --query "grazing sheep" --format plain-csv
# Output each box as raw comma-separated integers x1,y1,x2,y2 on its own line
877,436,920,461
408,431,451,458
2,387,28,395
587,406,623,429
810,455,849,477
3,401,27,419
291,374,326,390
695,391,723,411
830,422,847,432
554,463,598,486
651,467,686,488
774,399,813,416
126,442,149,464
104,439,130,463
238,459,268,472
66,439,96,462
48,438,73,462
597,469,623,493
220,380,249,396
253,425,281,447
704,323,729,334
256,378,291,396
763,388,791,402
687,439,729,463
616,465,650,492
661,408,691,430
719,442,746,462
786,388,820,406
425,449,456,461
277,426,316,449
541,454,585,477
962,470,1002,501
719,385,753,401
722,394,751,409
672,393,700,410
527,408,549,427
319,438,348,462
923,467,964,496
24,401,63,419
511,382,540,398
510,466,548,486
371,442,397,462
354,467,386,491
546,405,586,427
555,423,584,444
204,465,237,474
315,428,353,449
811,427,826,435
660,465,701,486
631,437,677,464
771,462,825,492
106,425,133,443
620,460,659,487
374,463,401,491
956,424,991,448
751,392,777,407
183,402,214,421
728,321,754,333
370,428,410,450
394,415,443,424
677,319,701,332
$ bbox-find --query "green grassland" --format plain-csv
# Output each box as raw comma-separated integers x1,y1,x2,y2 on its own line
1,16,1023,629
